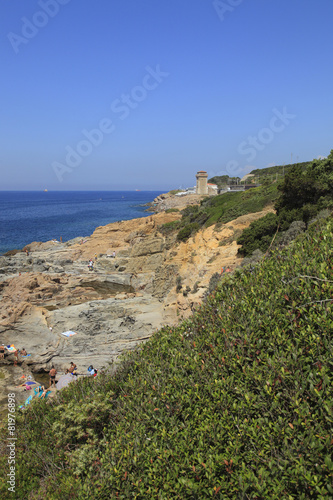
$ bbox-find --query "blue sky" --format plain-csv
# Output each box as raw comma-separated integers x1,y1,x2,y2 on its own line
1,0,332,190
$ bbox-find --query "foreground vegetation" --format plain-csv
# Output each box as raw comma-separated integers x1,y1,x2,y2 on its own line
1,214,332,499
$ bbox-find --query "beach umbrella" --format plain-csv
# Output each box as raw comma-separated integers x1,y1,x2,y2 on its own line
56,373,76,390
25,381,37,386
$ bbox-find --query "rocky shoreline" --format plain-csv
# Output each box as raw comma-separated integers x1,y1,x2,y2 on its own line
0,192,273,413
146,191,205,213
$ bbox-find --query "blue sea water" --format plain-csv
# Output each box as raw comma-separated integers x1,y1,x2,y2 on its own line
0,191,163,255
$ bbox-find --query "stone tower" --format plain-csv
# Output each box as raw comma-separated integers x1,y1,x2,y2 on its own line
196,171,208,195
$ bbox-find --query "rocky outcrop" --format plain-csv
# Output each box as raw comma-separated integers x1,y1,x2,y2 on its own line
148,192,205,213
131,237,164,257
0,206,274,381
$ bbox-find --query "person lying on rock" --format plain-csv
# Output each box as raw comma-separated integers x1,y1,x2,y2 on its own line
38,385,48,398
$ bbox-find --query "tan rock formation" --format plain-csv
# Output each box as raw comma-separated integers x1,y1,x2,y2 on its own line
0,205,274,377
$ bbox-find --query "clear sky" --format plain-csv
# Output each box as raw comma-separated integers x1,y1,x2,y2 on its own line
1,0,332,191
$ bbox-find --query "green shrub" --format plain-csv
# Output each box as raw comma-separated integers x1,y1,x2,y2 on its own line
3,217,333,499
275,220,306,248
240,248,264,268
205,271,222,296
237,212,279,256
177,222,200,241
237,151,333,255
159,220,181,235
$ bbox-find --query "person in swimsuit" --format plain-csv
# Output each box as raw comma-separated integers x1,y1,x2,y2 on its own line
69,362,77,374
38,385,48,398
49,366,57,388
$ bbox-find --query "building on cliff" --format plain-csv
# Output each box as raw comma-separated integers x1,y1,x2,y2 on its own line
207,182,218,194
196,171,218,195
196,171,208,194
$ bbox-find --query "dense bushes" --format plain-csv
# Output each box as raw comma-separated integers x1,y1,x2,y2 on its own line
237,152,333,256
1,216,332,499
158,220,181,235
177,222,200,241
165,208,179,213
237,212,279,256
275,156,333,214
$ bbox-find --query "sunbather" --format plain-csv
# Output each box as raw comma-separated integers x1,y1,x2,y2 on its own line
69,362,77,374
40,386,48,398
38,385,48,398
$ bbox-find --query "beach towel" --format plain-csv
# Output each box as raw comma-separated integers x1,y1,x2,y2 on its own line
21,354,31,357
33,387,51,399
61,331,78,337
6,345,17,353
25,395,33,406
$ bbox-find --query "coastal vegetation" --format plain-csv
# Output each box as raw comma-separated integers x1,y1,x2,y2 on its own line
249,160,311,180
159,153,332,248
237,152,333,256
207,175,241,187
207,161,311,188
173,182,278,241
1,213,332,499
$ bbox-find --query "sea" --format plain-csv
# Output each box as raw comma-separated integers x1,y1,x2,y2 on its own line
0,191,163,255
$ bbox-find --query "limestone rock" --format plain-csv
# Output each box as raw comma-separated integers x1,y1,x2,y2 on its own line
131,237,164,257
